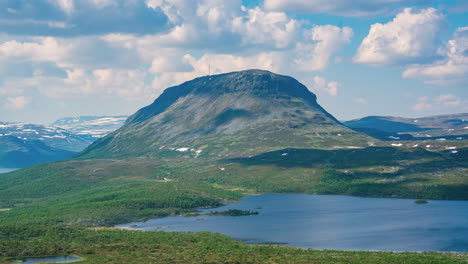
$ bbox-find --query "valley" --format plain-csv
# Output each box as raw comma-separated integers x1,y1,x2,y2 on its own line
0,116,126,168
0,70,466,263
118,194,468,252
344,114,468,141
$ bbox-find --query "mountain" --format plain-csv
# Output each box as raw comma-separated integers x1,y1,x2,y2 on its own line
0,135,75,168
0,70,466,264
0,116,127,168
344,113,468,132
0,122,94,152
79,70,370,158
0,70,466,241
0,122,93,168
51,116,127,138
344,114,468,140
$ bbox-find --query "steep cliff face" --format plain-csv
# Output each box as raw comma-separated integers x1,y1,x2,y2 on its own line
79,70,369,158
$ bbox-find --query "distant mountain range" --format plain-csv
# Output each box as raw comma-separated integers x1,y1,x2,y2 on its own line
2,106,466,169
1,68,466,241
51,116,128,138
344,114,467,141
0,135,75,168
0,116,127,168
0,122,93,152
0,70,466,264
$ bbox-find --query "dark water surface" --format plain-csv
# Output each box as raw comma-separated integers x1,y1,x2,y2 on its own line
13,256,82,263
118,194,468,252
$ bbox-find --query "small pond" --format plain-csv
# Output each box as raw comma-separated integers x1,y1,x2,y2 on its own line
12,256,82,264
117,194,468,252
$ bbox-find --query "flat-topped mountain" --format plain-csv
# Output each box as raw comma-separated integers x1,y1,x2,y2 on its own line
79,70,370,158
0,70,466,246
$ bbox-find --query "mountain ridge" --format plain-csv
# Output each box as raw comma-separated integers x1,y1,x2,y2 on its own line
0,122,93,152
126,69,337,126
0,135,75,168
80,70,369,158
344,113,468,133
0,117,126,168
52,115,127,138
344,113,468,140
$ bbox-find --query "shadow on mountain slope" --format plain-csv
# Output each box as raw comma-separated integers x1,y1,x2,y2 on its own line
223,147,445,168
222,146,468,199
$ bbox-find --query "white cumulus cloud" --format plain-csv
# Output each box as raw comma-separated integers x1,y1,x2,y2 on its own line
307,76,339,96
354,8,445,66
0,1,354,108
0,37,71,62
295,25,353,71
150,52,286,92
264,0,426,17
403,27,468,85
412,94,466,112
150,53,194,73
355,98,368,104
142,1,301,51
0,0,169,36
232,7,300,49
53,0,75,14
412,96,432,112
3,96,31,110
435,94,462,107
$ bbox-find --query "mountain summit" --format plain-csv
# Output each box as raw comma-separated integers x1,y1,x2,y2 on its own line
126,69,336,125
80,70,369,158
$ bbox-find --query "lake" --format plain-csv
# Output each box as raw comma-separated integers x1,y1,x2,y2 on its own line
0,168,18,174
12,256,82,264
117,194,468,252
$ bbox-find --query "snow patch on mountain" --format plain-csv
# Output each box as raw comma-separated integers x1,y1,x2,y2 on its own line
51,116,127,138
0,122,93,152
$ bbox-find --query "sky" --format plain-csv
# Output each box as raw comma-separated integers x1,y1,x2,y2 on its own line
0,0,467,124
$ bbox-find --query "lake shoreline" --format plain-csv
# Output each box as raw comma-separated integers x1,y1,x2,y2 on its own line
93,225,468,254
116,193,468,253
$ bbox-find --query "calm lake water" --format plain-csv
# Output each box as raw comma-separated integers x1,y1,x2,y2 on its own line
13,256,82,264
117,194,468,252
0,168,18,174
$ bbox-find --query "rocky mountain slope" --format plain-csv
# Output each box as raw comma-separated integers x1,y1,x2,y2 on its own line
80,70,370,158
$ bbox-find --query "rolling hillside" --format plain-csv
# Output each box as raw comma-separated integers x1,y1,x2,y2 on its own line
344,114,468,141
0,70,466,263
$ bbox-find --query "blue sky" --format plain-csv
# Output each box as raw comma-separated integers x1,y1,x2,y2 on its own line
0,0,467,123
